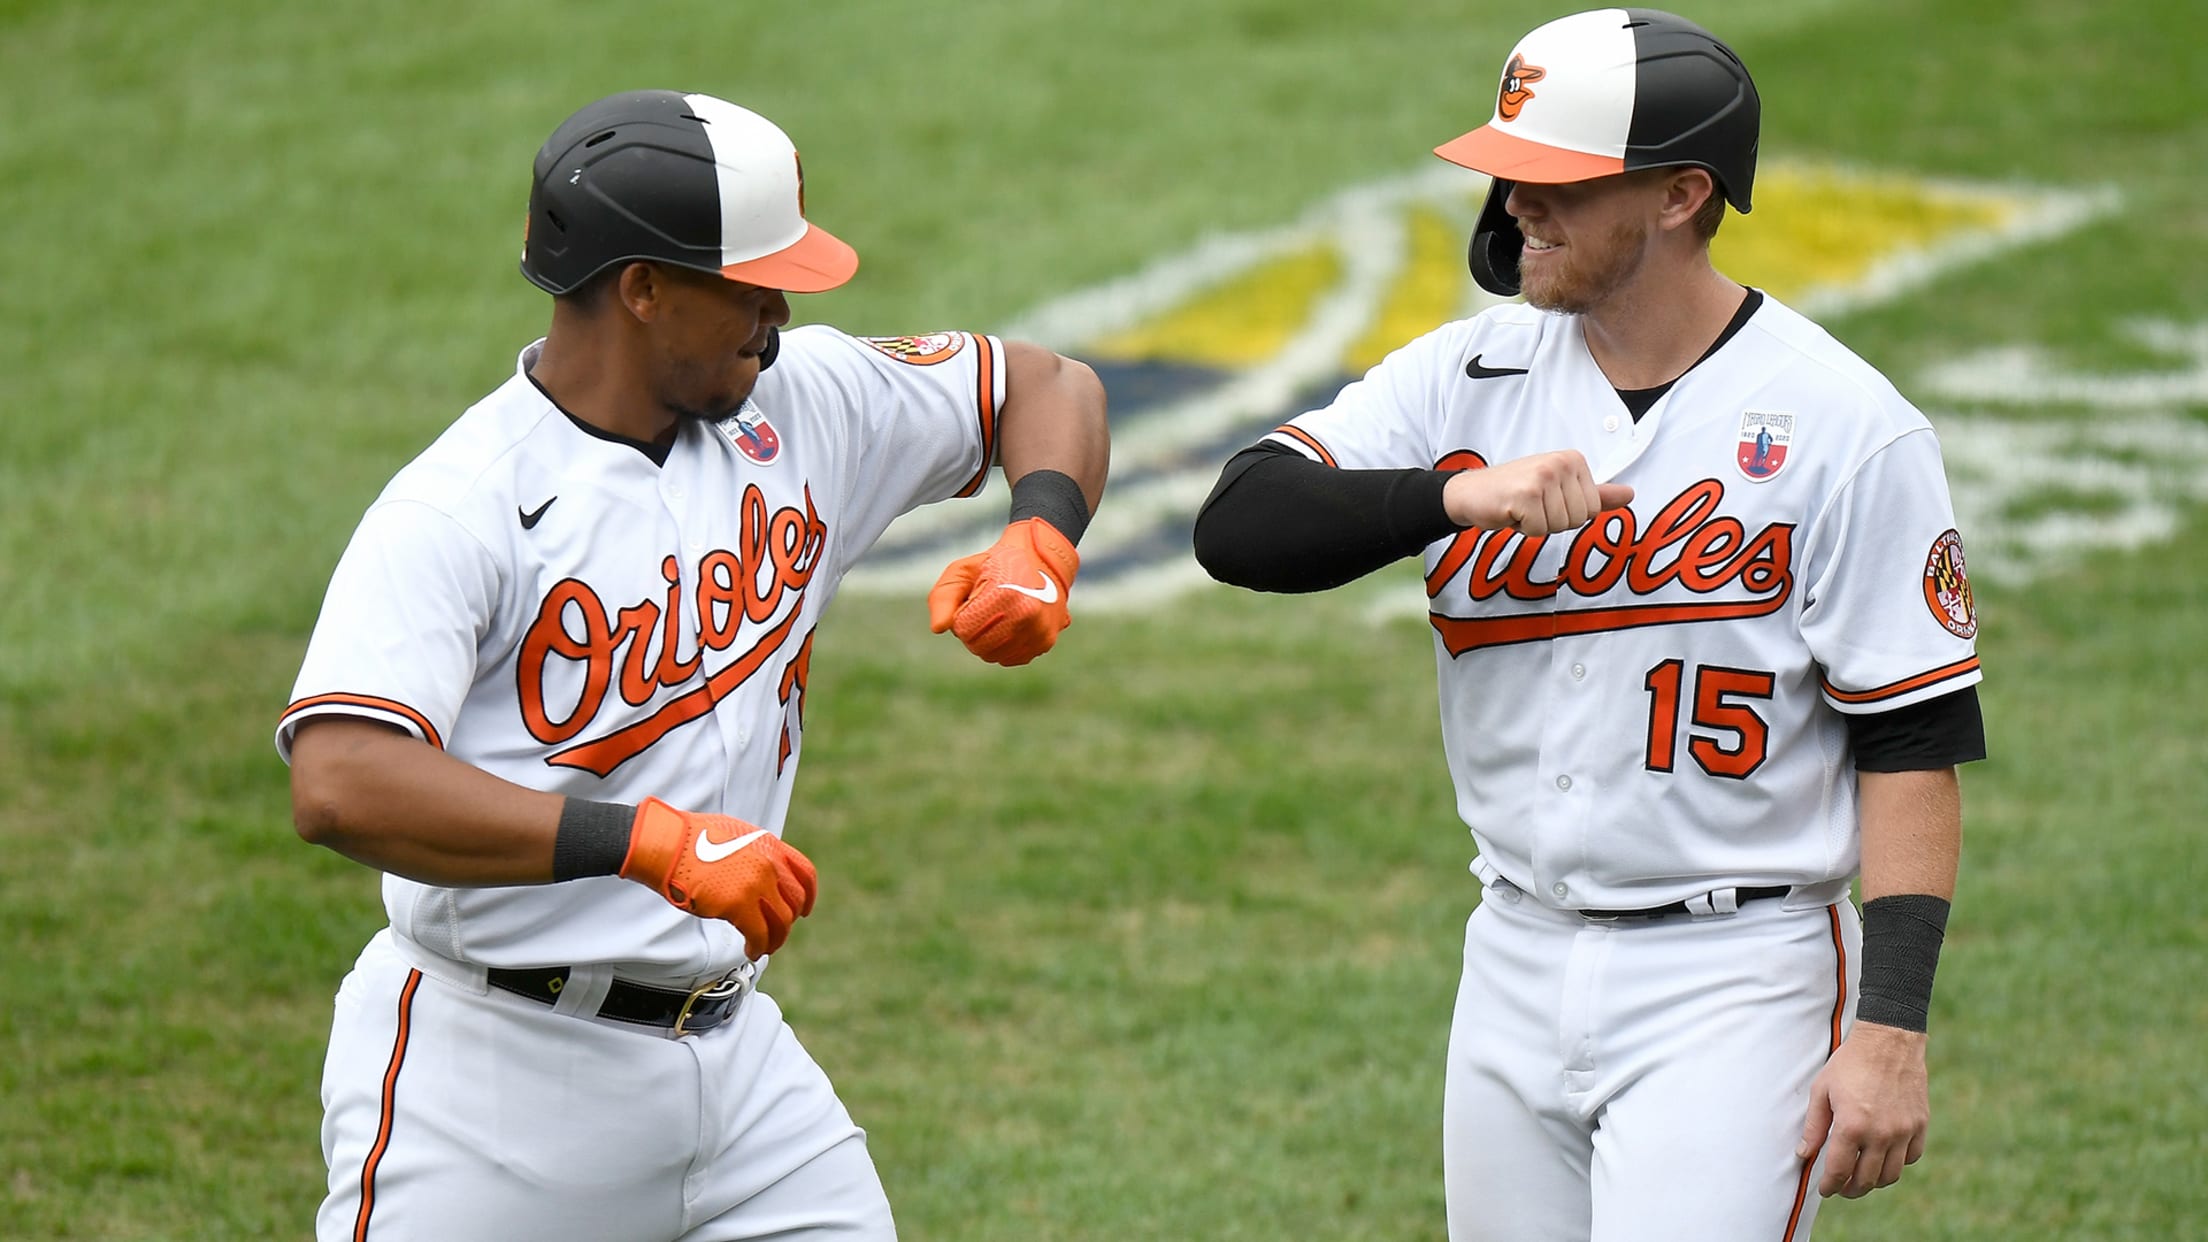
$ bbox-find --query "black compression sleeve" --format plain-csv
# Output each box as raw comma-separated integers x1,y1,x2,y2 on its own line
1193,443,1460,592
1848,686,1987,771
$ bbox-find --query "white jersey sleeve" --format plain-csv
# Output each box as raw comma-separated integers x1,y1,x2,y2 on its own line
754,326,1005,574
277,498,500,760
1262,323,1472,470
1798,425,1982,712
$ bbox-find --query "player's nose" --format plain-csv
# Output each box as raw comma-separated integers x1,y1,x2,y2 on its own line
761,290,792,329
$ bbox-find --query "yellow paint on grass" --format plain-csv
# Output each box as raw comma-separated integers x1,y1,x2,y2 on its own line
1346,207,1466,373
1084,164,2032,370
1090,248,1342,366
1711,168,2014,300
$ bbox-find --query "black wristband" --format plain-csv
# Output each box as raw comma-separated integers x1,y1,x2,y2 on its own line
552,798,639,882
1855,893,1951,1032
1009,469,1092,545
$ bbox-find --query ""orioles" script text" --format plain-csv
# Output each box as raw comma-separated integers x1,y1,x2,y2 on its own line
1425,452,1795,655
517,484,827,776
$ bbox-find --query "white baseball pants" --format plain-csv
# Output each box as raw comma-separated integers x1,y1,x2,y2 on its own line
1444,876,1861,1242
315,930,894,1242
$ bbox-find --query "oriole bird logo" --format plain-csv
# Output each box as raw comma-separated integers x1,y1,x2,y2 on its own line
1497,54,1546,120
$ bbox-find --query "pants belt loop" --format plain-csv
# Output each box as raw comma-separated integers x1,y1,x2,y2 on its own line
550,964,613,1019
1685,887,1741,918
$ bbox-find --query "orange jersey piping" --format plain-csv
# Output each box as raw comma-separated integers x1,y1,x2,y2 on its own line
955,334,999,498
1823,656,1981,705
282,694,445,751
1271,424,1338,468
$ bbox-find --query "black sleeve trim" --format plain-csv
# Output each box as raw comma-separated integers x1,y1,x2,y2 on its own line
1193,442,1460,593
1849,685,1987,772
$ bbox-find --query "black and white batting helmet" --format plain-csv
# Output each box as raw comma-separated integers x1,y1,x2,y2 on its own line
1434,8,1760,296
520,90,857,296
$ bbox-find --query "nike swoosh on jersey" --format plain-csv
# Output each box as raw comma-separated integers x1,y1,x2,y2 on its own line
999,573,1060,604
519,497,557,529
695,827,772,864
1464,355,1532,379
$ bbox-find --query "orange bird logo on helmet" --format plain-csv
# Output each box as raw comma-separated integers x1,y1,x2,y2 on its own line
1497,53,1546,121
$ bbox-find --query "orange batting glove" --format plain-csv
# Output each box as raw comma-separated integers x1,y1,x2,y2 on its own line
927,517,1081,667
618,798,818,957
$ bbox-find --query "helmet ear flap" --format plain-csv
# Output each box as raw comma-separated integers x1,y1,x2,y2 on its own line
1466,178,1522,297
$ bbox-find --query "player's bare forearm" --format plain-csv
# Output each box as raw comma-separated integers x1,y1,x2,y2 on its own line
1799,765,1962,1197
289,716,564,886
1856,766,1961,902
998,341,1109,512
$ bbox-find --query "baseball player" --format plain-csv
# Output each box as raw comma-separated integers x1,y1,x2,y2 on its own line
278,90,1107,1242
1195,11,1982,1240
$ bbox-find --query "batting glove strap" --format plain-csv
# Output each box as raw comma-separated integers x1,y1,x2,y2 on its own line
1854,893,1951,1033
618,797,819,957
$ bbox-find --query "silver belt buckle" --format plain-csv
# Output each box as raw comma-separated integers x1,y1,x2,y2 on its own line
1578,909,1623,923
673,960,755,1037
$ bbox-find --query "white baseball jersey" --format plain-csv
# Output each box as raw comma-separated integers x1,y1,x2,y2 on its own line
278,325,1005,980
1267,294,1980,911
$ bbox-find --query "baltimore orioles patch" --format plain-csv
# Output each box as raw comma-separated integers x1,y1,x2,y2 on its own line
1923,528,1977,638
1736,410,1794,481
862,332,965,365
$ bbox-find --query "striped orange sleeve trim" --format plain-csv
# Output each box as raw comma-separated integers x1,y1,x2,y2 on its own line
280,694,445,751
353,968,421,1242
954,333,1000,498
1822,656,1981,706
1782,906,1850,1242
1269,424,1338,468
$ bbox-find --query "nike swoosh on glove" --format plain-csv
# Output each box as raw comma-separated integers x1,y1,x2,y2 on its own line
927,517,1081,667
618,797,818,957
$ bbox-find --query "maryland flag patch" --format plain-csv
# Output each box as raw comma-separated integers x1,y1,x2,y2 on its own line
862,332,965,365
1923,529,1977,638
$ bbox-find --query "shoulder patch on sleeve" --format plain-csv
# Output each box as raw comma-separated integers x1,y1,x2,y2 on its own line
1923,529,1977,638
860,332,966,365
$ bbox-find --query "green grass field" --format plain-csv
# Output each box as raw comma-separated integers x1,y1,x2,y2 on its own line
4,0,2205,1238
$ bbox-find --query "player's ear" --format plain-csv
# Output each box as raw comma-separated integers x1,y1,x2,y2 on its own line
1656,168,1716,234
615,261,666,323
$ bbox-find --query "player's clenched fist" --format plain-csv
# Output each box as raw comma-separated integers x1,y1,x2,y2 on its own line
1443,449,1634,538
618,798,817,957
927,517,1080,666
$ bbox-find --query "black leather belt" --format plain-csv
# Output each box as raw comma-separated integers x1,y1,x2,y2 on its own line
487,964,752,1036
1578,885,1792,921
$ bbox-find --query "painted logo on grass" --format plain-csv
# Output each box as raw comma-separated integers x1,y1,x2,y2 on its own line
844,162,2131,610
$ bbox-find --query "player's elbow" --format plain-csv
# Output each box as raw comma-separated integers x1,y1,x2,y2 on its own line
286,719,382,851
1193,459,1298,591
1191,499,1241,583
289,763,355,849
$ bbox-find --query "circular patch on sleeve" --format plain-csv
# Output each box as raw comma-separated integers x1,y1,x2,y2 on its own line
1922,529,1977,638
861,332,965,365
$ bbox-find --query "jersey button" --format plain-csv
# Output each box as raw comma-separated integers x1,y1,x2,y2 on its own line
1555,774,1573,791
1552,882,1570,898
667,485,686,501
1603,415,1620,432
1570,663,1586,681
